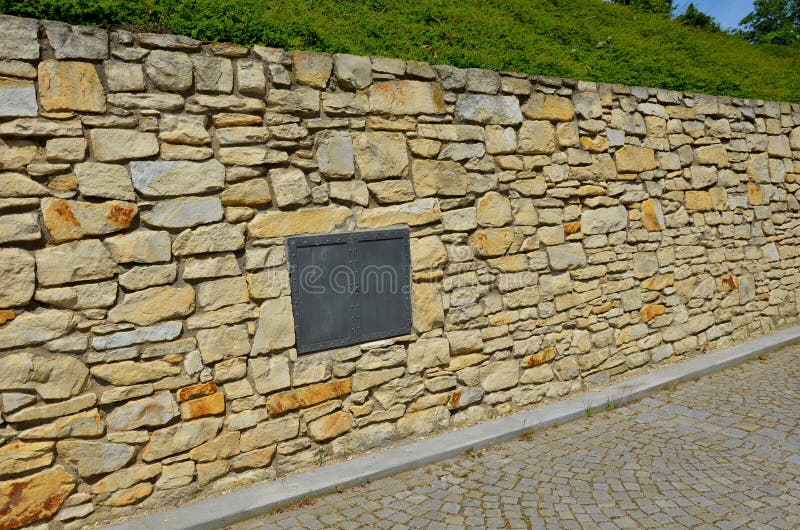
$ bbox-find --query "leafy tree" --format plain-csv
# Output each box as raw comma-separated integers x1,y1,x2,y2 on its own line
611,0,674,15
675,3,720,32
739,0,799,44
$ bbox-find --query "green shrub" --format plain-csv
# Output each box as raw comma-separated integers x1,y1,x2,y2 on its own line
3,0,799,102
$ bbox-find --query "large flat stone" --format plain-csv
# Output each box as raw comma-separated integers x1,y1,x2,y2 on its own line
357,198,442,228
5,393,95,423
35,280,117,310
90,359,182,386
57,440,134,477
0,210,38,246
0,351,87,399
250,296,295,354
104,230,172,264
106,391,179,431
75,162,136,201
142,196,223,228
248,355,290,395
411,160,467,197
0,441,53,478
314,130,354,177
38,60,106,112
41,197,137,243
353,131,409,180
107,92,184,111
109,285,195,326
146,50,193,92
0,15,40,60
239,416,299,452
265,379,352,415
44,20,108,59
130,160,225,197
291,51,333,88
142,417,223,462
0,77,37,117
0,309,79,351
172,223,245,256
369,80,446,115
0,465,75,530
455,94,522,125
0,248,35,307
89,129,158,162
521,93,574,121
91,321,182,350
248,206,351,238
35,239,118,286
580,205,628,234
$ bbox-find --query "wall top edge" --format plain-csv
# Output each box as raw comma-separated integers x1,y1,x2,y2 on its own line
1,13,799,111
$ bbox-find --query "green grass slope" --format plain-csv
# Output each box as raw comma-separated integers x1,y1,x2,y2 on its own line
4,0,800,102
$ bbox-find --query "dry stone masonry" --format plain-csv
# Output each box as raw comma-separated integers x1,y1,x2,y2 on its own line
1,14,799,529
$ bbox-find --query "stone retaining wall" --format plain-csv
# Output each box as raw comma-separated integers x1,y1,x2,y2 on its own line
1,14,799,529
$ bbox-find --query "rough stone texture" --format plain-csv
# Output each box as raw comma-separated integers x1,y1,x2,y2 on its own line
106,391,179,431
0,77,38,117
89,129,159,162
240,345,800,530
173,223,246,255
41,198,137,243
334,54,372,90
35,280,117,310
476,191,513,227
0,212,40,244
411,159,467,197
108,285,195,326
36,240,116,285
0,441,53,478
518,120,556,154
615,145,657,173
270,167,312,207
142,417,223,462
353,131,409,180
0,15,40,60
266,379,351,415
0,351,88,398
250,296,295,354
0,248,35,307
580,205,628,234
455,94,523,124
44,21,108,60
0,309,79,350
291,51,333,88
2,18,800,528
0,465,75,530
74,163,135,200
38,60,105,112
142,196,223,229
131,160,224,197
104,230,172,264
521,93,575,121
369,80,445,115
57,440,135,477
145,50,193,92
248,206,351,238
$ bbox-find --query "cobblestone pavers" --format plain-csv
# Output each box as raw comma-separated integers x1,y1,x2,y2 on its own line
232,345,800,529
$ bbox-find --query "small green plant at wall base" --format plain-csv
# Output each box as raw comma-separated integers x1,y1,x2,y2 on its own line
606,397,616,411
585,403,594,418
524,431,535,442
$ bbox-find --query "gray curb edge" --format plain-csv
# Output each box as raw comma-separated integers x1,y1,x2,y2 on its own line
107,324,800,530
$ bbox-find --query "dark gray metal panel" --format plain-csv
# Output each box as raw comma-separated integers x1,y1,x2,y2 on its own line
355,231,412,343
287,228,411,354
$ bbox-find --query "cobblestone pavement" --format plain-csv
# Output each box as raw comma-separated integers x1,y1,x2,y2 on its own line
231,346,800,530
